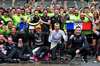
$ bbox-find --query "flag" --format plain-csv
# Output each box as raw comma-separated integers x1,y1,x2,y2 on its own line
66,22,91,30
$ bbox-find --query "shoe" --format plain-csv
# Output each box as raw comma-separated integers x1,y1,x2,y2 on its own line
82,57,88,63
33,53,38,62
45,53,49,61
43,57,46,61
30,56,34,60
60,58,65,63
13,59,19,63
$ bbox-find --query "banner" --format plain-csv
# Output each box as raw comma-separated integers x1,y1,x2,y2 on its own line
66,22,91,30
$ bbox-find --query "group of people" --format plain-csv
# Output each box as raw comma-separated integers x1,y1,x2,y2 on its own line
0,0,100,64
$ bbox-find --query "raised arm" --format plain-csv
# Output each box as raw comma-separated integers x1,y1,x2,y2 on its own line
17,2,23,9
93,23,99,36
64,1,68,11
2,0,5,9
40,0,44,11
12,0,15,8
73,1,78,9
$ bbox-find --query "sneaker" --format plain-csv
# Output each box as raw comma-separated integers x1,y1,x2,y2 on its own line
60,58,65,63
33,53,38,62
30,56,34,60
82,57,88,63
45,53,49,61
43,57,46,61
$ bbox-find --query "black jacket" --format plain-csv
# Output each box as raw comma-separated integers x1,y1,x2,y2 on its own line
67,34,88,51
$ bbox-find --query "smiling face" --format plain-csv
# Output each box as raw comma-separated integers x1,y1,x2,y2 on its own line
93,10,99,18
0,35,4,42
54,10,59,17
43,10,47,16
54,25,60,32
80,13,85,20
36,28,41,33
75,27,81,35
8,37,13,44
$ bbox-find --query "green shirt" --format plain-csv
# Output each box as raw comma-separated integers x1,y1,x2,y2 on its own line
0,27,4,34
47,13,54,17
1,16,13,24
6,26,11,35
78,17,89,22
13,15,22,26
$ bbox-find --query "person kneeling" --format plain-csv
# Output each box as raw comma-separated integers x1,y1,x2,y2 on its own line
48,24,68,63
32,25,50,62
66,26,90,63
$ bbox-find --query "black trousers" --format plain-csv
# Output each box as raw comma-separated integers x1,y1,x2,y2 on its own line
7,50,18,58
66,47,90,59
50,43,65,60
35,46,49,58
19,44,32,60
0,52,16,63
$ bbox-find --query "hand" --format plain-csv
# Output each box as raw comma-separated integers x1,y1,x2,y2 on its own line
53,0,56,4
64,1,68,4
2,0,5,3
17,2,21,6
65,11,69,16
76,49,80,54
59,1,61,5
49,29,52,32
95,20,99,23
64,29,67,33
1,20,4,25
64,29,67,35
20,17,24,19
0,45,4,49
94,2,99,6
41,0,44,4
12,0,15,2
80,0,84,2
73,1,77,4
70,35,74,39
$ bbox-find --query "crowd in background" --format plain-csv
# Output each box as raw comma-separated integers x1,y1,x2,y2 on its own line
0,0,100,63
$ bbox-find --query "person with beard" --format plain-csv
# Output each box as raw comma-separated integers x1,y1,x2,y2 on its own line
1,11,13,25
48,24,68,63
73,8,80,20
78,12,90,22
8,28,18,43
66,26,90,63
8,28,32,60
32,25,49,62
40,9,50,32
40,9,51,47
5,21,13,37
35,6,43,16
93,23,100,62
68,7,75,22
50,9,63,30
0,35,19,63
30,10,40,23
6,37,31,61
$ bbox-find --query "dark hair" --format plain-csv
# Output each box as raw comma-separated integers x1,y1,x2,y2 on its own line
43,9,47,12
76,26,81,29
60,7,64,10
84,7,89,10
34,10,38,13
46,5,50,8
